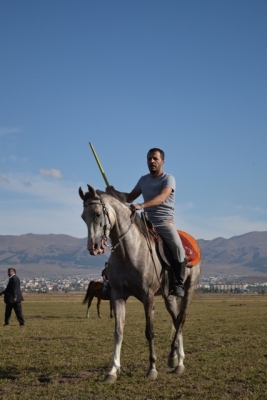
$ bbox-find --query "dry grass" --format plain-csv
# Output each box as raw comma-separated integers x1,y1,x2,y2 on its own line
0,293,267,399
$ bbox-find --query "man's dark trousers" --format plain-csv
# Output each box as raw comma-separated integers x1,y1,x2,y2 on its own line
5,302,24,325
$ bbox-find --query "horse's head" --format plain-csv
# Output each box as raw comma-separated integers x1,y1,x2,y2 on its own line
79,185,111,255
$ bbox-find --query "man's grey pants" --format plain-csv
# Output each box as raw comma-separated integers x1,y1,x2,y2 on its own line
153,220,185,263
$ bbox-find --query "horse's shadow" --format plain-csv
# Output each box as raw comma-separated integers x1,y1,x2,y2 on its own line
0,367,19,380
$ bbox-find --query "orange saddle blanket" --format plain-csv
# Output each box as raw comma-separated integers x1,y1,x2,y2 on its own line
178,230,201,266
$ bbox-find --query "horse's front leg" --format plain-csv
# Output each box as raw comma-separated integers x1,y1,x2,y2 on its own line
168,310,186,374
109,300,113,318
86,304,89,318
144,293,158,380
104,297,126,383
86,296,93,318
164,295,180,369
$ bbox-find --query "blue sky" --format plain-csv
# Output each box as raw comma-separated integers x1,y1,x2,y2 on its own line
1,0,266,240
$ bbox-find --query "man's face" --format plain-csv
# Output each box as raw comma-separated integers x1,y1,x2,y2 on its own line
7,269,14,277
147,151,164,175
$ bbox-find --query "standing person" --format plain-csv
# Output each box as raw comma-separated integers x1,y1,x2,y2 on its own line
0,268,25,326
101,262,110,297
106,147,186,297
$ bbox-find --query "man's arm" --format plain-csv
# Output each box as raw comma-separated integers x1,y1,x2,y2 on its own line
132,187,172,210
106,186,141,204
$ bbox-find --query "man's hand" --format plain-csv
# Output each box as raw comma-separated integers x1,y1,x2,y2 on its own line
130,203,143,211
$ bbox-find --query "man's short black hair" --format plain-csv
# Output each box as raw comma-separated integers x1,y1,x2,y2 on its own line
105,262,108,267
147,148,165,160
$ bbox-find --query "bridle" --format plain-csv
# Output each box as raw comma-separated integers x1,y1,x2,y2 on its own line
111,208,136,252
83,193,111,250
83,192,136,252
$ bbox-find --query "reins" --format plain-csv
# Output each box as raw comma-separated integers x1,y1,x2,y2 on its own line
141,212,165,295
111,208,136,252
83,192,136,252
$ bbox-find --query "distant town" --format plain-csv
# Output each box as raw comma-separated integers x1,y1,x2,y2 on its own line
1,273,267,295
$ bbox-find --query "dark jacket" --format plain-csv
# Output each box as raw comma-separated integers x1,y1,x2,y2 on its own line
2,275,24,304
101,267,108,281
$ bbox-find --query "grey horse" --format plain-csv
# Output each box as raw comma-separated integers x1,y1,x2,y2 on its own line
79,185,201,383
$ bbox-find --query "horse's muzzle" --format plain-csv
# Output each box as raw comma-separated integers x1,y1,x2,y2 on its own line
87,238,107,255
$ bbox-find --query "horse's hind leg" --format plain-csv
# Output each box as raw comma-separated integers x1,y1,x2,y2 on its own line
166,282,196,373
97,298,102,318
143,293,158,380
104,297,126,383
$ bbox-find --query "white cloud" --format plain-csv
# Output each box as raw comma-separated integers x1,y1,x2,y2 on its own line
0,174,9,183
0,206,86,238
177,213,267,240
0,171,81,206
0,171,86,237
177,202,195,211
235,204,266,214
1,171,267,240
39,168,63,179
21,180,33,187
0,127,21,135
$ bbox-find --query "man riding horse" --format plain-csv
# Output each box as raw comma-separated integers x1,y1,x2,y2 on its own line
106,147,186,297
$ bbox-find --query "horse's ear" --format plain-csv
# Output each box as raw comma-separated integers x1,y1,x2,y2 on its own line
87,184,97,197
79,187,85,200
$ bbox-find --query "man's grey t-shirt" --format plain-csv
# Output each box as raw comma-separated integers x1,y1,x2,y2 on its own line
133,172,175,224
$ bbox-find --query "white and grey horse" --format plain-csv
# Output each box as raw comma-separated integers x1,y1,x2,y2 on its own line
79,185,201,383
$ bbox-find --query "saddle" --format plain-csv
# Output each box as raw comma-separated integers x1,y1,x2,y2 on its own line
142,214,201,296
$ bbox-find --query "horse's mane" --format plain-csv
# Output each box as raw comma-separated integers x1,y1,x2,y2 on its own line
95,190,148,237
100,189,128,204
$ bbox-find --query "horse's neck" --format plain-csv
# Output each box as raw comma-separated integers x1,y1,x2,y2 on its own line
110,201,132,237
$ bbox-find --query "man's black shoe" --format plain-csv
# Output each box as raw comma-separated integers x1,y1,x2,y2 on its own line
172,284,185,297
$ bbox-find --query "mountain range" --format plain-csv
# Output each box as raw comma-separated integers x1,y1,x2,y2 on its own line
0,231,266,279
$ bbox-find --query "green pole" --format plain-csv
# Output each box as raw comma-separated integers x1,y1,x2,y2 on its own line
89,142,110,186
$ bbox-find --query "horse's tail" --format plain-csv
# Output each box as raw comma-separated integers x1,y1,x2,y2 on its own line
82,280,95,304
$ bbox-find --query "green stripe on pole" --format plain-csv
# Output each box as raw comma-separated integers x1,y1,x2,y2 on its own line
89,142,110,186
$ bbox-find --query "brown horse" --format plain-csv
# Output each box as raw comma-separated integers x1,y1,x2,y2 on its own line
79,185,201,383
82,280,113,319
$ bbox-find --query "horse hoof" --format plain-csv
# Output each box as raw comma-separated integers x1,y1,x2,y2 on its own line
174,365,185,374
104,374,117,383
168,354,178,368
146,369,158,380
98,315,102,319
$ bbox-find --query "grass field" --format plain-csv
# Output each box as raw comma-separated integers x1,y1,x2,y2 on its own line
0,293,267,400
